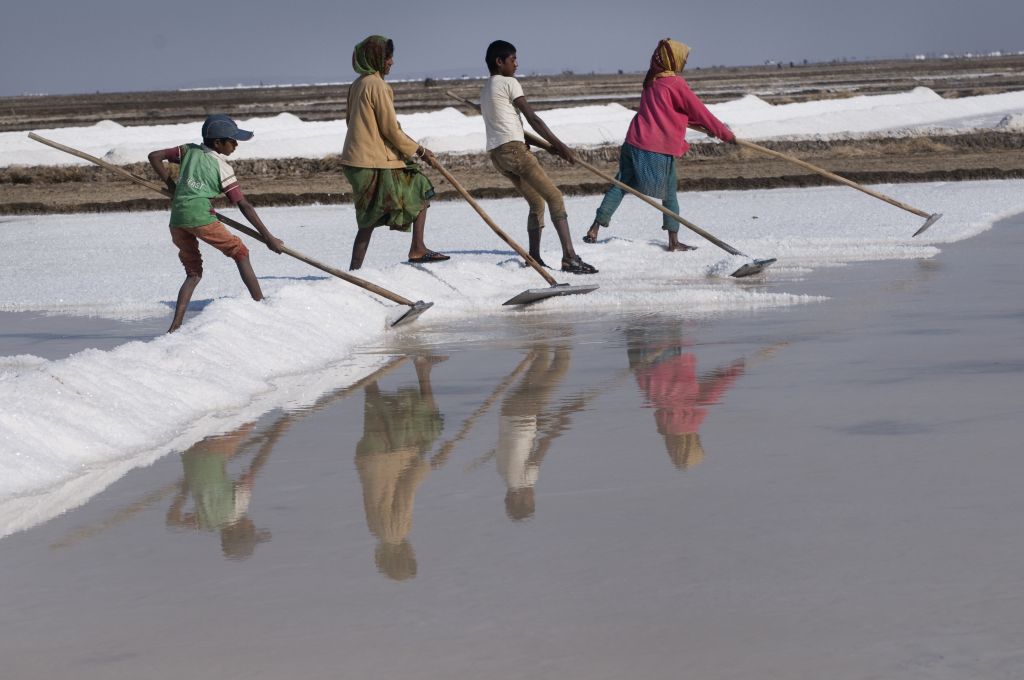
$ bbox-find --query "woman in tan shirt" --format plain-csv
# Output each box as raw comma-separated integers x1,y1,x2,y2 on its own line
341,36,449,270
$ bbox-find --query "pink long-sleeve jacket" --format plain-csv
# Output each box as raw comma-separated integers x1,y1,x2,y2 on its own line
625,75,734,157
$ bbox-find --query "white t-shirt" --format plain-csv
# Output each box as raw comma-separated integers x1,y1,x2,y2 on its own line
497,415,539,490
480,75,526,151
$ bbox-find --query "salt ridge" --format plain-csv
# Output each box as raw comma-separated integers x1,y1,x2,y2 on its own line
4,86,1024,166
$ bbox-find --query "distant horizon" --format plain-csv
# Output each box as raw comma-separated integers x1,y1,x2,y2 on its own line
6,49,1023,99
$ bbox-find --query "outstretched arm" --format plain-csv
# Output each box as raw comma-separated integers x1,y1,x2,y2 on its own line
236,198,285,253
680,84,736,143
689,122,736,144
696,359,745,405
513,96,576,163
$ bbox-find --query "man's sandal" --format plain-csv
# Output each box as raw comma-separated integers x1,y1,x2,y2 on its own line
561,255,598,274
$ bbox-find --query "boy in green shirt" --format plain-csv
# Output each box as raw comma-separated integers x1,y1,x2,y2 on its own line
148,114,284,333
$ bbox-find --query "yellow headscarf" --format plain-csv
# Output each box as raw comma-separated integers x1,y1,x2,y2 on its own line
663,433,705,470
644,38,691,88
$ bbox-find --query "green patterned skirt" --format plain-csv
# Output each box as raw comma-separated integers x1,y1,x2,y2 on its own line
344,163,435,231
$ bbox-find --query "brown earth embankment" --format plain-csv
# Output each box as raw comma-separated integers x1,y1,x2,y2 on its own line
2,132,1022,216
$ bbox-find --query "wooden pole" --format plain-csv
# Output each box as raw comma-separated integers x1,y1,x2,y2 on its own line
424,155,558,286
733,138,940,224
27,133,424,308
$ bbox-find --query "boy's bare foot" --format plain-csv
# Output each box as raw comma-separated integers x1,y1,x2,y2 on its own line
583,221,600,244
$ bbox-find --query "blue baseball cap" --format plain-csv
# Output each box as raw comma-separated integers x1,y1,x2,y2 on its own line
201,114,254,141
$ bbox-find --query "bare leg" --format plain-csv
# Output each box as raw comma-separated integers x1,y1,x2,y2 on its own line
350,227,374,270
527,228,546,267
168,274,201,333
413,354,448,413
235,257,264,300
408,205,429,261
551,217,578,261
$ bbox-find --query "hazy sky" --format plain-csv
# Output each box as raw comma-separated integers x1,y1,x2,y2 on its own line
2,0,1022,96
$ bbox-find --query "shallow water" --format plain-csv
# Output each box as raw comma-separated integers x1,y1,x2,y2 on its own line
0,311,166,359
2,216,1023,679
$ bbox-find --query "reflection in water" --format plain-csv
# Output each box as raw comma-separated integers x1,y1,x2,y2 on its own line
163,355,413,561
165,423,275,560
626,326,746,470
51,355,410,557
496,344,573,521
355,356,446,580
49,324,783,577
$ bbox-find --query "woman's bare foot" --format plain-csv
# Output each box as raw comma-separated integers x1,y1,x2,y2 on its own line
667,232,697,251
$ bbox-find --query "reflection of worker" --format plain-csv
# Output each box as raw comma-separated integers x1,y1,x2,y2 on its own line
626,327,744,470
355,356,446,580
60,357,410,553
496,345,572,521
165,423,273,560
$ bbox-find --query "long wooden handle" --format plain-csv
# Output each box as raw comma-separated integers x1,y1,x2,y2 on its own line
445,90,747,258
429,350,535,469
425,155,558,286
734,138,931,218
571,156,743,256
28,132,417,307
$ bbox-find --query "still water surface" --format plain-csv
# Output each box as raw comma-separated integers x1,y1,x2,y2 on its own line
2,218,1023,679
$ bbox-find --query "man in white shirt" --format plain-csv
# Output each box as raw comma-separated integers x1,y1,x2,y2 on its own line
480,40,597,275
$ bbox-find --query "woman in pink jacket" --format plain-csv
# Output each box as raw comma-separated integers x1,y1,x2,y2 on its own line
583,39,736,251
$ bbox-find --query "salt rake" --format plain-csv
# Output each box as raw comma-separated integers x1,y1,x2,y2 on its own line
445,91,775,278
569,156,777,278
729,137,942,237
28,133,433,327
424,155,598,306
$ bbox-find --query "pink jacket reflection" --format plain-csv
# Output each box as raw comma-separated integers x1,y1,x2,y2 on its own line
633,354,745,435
